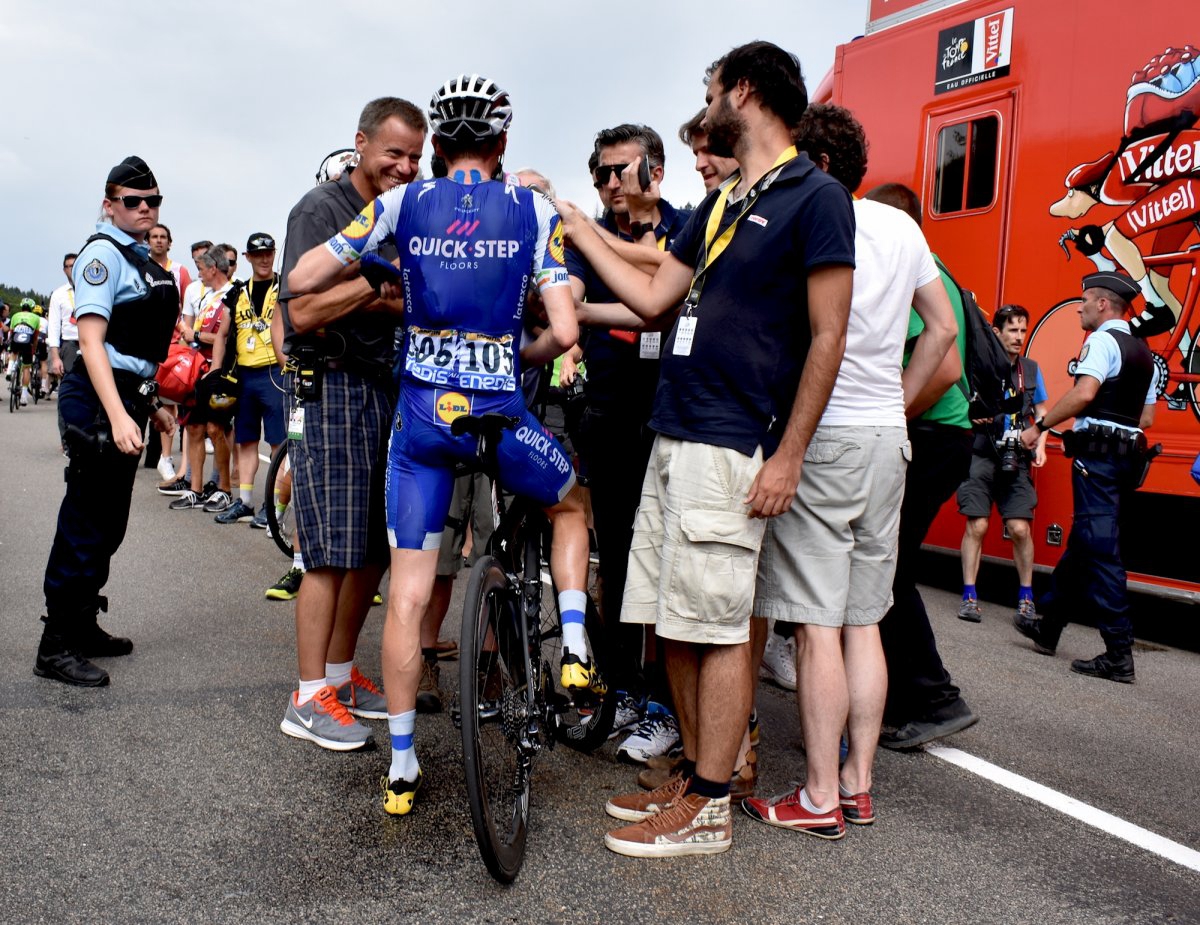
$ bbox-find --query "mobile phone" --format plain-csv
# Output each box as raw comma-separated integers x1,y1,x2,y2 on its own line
637,157,652,192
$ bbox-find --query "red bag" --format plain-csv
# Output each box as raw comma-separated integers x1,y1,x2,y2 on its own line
156,343,209,403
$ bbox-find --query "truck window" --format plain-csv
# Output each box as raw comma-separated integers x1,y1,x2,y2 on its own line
933,115,999,214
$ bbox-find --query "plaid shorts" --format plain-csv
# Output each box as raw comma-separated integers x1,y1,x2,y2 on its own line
289,369,396,571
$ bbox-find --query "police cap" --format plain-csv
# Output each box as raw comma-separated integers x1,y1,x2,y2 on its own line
106,156,158,191
1082,271,1140,305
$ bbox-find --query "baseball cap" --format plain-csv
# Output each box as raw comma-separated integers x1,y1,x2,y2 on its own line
245,233,276,253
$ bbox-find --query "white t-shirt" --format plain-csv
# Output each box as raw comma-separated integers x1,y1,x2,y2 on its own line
46,282,78,346
821,198,940,427
181,279,208,322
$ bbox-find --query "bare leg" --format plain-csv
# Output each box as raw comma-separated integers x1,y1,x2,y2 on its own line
546,485,589,594
295,567,343,681
693,641,752,783
960,517,988,587
663,638,699,761
186,424,205,491
327,560,386,664
208,423,232,493
420,575,454,649
795,624,847,810
840,623,886,796
1008,518,1035,588
382,548,439,715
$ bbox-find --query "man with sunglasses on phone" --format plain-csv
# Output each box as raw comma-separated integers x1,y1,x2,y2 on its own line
565,124,692,767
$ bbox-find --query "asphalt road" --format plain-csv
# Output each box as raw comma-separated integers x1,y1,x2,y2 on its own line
2,396,1197,925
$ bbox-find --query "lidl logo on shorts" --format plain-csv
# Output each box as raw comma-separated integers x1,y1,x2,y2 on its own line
344,199,382,241
435,390,471,426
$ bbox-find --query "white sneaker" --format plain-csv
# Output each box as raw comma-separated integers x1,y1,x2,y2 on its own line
617,704,681,764
760,632,797,691
157,456,177,482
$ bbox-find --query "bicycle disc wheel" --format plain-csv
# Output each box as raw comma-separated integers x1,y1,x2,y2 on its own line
540,570,616,752
460,555,530,884
264,445,294,559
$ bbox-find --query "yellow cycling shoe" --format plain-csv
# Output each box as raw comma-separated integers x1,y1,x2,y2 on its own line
560,653,607,695
382,770,423,816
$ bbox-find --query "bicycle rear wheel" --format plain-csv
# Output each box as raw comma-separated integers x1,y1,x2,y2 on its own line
8,377,16,413
460,555,531,884
264,444,294,558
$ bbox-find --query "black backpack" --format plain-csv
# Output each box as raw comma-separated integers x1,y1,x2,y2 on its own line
937,258,1013,423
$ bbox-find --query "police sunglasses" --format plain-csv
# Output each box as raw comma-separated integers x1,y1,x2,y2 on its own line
110,194,164,209
593,164,629,188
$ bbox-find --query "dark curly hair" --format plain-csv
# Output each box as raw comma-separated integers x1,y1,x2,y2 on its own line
794,103,868,194
706,41,807,131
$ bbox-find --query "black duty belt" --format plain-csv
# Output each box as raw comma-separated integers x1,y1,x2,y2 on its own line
1061,424,1147,459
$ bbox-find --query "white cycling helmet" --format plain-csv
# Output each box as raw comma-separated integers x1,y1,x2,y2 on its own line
428,74,512,140
316,148,357,185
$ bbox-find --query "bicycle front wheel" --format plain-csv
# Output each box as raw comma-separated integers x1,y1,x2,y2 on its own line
460,555,531,884
264,444,294,559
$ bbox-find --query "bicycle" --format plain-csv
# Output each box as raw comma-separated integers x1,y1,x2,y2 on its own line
8,355,31,413
1028,229,1200,421
263,442,295,558
451,412,614,884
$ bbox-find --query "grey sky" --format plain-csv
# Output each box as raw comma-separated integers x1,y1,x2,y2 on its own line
1,1,868,295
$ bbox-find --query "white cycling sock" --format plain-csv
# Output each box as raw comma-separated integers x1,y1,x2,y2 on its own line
297,677,326,705
292,550,305,572
325,660,353,689
388,710,420,782
558,589,588,659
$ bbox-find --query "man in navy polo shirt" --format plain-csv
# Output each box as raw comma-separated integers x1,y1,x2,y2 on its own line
566,123,691,765
558,40,855,857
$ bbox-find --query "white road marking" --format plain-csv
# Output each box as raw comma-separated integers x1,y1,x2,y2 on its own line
926,745,1200,873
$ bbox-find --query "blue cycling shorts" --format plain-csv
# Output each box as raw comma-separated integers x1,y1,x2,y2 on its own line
384,385,576,551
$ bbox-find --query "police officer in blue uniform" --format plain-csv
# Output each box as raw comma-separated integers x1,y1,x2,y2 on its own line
1013,271,1157,683
35,156,180,687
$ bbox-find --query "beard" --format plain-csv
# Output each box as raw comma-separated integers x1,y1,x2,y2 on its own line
705,94,744,159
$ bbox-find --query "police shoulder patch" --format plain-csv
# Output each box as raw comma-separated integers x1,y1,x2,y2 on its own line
1079,344,1090,362
82,258,109,286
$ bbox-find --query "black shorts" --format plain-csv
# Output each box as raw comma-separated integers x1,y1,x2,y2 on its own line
956,452,1037,521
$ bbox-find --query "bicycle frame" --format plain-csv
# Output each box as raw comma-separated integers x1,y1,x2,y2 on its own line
1142,244,1200,385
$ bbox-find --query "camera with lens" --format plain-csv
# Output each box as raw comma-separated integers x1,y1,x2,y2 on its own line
995,434,1023,475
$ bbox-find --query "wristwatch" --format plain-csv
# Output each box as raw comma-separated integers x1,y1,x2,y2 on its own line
629,221,656,240
1035,417,1049,433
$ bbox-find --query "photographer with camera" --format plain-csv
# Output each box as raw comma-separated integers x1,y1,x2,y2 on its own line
955,304,1048,623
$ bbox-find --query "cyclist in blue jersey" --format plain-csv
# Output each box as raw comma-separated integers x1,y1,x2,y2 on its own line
290,74,598,816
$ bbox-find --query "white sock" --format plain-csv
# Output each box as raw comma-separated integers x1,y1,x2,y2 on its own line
800,786,831,814
558,589,588,659
239,483,253,505
297,677,326,705
388,710,420,782
326,660,353,689
292,550,305,572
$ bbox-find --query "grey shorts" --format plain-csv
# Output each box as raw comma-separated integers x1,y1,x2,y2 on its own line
436,471,496,577
622,435,766,645
956,452,1038,521
755,425,910,628
290,370,396,571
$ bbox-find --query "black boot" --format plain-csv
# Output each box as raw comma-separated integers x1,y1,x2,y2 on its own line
34,622,110,687
78,595,133,658
1071,650,1135,684
1013,611,1062,655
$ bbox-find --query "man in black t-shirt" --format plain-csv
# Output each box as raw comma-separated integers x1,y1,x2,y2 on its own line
275,97,426,753
558,41,855,857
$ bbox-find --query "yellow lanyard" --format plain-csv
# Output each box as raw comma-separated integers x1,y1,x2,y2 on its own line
691,145,797,306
